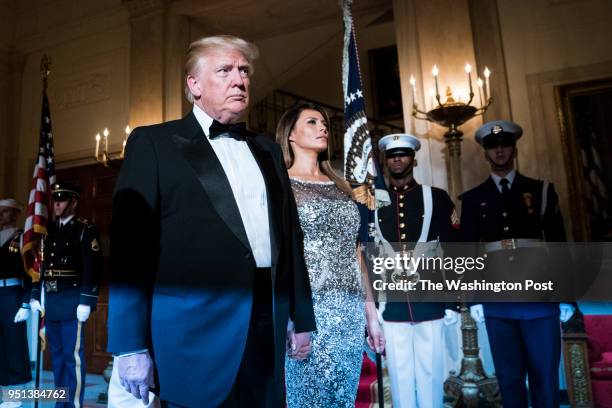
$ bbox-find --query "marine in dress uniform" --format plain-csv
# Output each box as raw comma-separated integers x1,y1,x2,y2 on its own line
375,134,459,408
0,199,32,408
460,120,574,408
31,183,101,408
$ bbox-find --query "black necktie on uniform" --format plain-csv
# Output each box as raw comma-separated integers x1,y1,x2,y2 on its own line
208,120,249,141
500,178,510,195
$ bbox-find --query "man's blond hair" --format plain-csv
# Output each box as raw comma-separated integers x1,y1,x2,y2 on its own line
184,35,259,103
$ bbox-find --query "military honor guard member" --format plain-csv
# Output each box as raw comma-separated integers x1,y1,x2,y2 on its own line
0,199,32,408
375,134,460,408
30,183,101,408
460,120,575,407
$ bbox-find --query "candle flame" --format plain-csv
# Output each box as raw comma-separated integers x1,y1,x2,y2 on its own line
464,63,472,73
432,65,439,76
484,67,491,78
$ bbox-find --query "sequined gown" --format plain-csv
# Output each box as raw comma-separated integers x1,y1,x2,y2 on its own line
285,178,365,408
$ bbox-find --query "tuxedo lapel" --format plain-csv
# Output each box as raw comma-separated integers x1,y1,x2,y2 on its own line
172,113,252,253
246,138,281,265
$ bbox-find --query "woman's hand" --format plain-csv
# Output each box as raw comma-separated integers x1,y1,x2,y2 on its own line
366,315,385,354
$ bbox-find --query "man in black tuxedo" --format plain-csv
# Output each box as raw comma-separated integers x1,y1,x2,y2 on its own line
108,35,316,408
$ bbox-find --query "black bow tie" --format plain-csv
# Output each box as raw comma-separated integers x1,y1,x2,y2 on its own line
208,120,249,141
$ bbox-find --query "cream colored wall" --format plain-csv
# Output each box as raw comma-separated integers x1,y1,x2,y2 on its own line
497,0,612,238
6,1,130,204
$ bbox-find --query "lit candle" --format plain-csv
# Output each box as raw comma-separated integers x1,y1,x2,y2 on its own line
432,65,440,99
429,88,435,110
122,126,130,158
409,75,417,106
103,128,109,155
477,77,484,107
95,133,100,158
465,63,473,95
484,67,491,100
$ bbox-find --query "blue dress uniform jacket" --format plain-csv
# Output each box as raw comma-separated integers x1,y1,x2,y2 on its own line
0,229,32,385
460,171,566,408
377,181,459,321
460,172,565,319
32,218,101,321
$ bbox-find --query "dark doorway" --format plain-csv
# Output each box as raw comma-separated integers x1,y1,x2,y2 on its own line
558,78,612,241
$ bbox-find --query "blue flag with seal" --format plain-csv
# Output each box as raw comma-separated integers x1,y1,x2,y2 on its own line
341,0,389,243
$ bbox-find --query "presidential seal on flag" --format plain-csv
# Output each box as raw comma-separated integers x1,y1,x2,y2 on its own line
342,0,378,210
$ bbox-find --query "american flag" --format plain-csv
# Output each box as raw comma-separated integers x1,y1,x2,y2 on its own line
21,90,56,282
342,0,377,210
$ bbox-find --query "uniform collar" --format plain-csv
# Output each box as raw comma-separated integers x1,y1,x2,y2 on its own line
390,179,418,192
490,169,516,191
60,214,75,226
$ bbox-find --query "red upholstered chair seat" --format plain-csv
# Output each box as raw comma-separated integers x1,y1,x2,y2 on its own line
584,315,612,407
590,351,612,380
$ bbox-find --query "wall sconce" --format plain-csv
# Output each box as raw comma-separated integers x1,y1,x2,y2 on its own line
94,126,130,168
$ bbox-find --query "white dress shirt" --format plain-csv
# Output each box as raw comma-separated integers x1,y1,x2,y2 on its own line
490,169,516,193
59,214,75,226
192,105,271,268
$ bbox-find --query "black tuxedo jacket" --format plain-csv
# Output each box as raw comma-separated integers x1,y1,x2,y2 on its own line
107,112,316,407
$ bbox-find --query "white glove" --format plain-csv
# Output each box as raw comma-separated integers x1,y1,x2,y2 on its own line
30,299,44,315
14,307,31,323
559,303,575,323
443,309,458,325
470,304,485,323
76,304,91,322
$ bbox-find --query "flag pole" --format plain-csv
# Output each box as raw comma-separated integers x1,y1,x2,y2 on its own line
40,55,51,91
34,237,45,408
33,55,51,408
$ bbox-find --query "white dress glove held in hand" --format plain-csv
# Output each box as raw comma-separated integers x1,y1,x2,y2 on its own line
470,304,485,323
30,299,43,314
559,303,575,323
14,307,30,323
443,309,459,326
76,304,91,322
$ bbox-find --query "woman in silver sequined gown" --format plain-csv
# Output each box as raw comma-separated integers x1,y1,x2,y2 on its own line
276,103,385,407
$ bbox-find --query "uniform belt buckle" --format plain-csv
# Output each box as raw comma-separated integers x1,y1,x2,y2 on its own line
45,280,58,293
501,239,517,250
